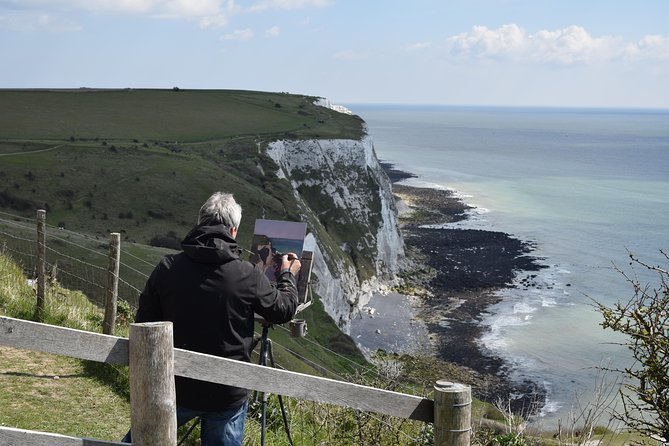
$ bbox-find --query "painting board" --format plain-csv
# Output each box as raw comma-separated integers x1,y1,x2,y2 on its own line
250,219,307,286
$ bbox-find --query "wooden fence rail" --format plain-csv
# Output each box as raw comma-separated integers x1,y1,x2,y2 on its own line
0,426,126,446
0,316,471,445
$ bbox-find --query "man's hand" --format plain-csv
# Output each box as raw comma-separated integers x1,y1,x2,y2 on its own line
281,253,301,276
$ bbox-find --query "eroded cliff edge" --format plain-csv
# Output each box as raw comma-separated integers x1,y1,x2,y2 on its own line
266,135,405,331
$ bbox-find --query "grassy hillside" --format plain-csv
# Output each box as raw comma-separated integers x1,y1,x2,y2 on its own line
0,89,363,141
0,88,364,253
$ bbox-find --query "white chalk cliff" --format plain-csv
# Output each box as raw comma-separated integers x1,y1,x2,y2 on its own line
266,135,404,331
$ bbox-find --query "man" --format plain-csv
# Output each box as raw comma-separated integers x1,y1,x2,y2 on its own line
123,192,301,445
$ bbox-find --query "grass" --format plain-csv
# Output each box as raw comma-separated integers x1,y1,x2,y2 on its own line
259,295,369,378
0,249,131,441
0,89,364,142
0,347,130,440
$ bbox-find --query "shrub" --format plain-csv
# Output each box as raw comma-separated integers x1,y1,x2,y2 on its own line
149,231,181,250
147,209,173,220
594,250,669,441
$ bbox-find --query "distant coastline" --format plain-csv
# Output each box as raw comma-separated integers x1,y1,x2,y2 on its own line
379,161,547,411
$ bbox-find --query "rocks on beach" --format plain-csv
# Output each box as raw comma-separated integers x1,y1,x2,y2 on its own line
381,161,547,411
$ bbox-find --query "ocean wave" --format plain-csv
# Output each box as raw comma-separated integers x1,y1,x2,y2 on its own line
538,398,562,418
420,206,492,231
397,178,458,192
479,313,532,351
541,297,558,307
478,265,575,381
513,301,537,315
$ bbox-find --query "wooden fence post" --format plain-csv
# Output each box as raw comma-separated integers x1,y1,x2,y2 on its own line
433,380,471,446
35,209,46,322
103,232,121,335
129,322,177,446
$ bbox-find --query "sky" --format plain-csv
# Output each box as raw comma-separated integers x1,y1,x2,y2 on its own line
1,0,668,108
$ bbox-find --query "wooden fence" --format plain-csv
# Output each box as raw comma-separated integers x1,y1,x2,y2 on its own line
0,316,471,445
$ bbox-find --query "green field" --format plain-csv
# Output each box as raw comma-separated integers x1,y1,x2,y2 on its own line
0,88,363,141
0,88,364,252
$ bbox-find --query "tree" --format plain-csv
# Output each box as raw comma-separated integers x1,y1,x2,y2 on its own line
594,250,669,441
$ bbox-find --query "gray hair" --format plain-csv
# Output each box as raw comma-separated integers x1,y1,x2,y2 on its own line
197,192,242,229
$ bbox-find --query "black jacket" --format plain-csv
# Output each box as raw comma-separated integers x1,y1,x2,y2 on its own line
135,223,298,411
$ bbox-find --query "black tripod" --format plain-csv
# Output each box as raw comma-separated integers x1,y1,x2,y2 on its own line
253,321,295,446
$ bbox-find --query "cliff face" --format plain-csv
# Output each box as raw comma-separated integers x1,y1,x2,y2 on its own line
266,135,404,330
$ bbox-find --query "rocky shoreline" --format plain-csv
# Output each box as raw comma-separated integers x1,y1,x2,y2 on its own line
380,161,547,411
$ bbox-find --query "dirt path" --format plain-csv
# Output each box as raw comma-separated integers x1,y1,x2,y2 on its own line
0,144,63,157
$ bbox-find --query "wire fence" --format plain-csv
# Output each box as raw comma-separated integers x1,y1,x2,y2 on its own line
0,211,150,308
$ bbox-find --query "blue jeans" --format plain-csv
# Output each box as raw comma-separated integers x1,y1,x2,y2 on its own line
122,400,248,445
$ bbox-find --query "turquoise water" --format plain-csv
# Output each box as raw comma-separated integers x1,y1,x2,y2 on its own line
350,104,669,426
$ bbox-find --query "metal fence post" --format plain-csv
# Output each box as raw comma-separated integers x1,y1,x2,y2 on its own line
103,232,121,335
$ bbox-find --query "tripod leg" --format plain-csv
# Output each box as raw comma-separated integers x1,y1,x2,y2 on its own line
268,340,295,446
259,326,270,446
177,417,201,446
254,326,269,402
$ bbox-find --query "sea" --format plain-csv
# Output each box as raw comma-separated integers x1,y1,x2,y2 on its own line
346,104,669,427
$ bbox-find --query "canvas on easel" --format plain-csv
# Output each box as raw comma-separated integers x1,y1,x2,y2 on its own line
250,219,313,306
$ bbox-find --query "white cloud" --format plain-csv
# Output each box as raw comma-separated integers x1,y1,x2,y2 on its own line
530,26,620,64
221,27,253,41
163,0,224,16
27,0,230,16
402,41,432,52
623,34,669,62
78,0,157,14
0,0,332,31
199,13,228,28
265,25,280,37
448,24,622,65
0,0,239,28
248,0,332,12
448,24,526,58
